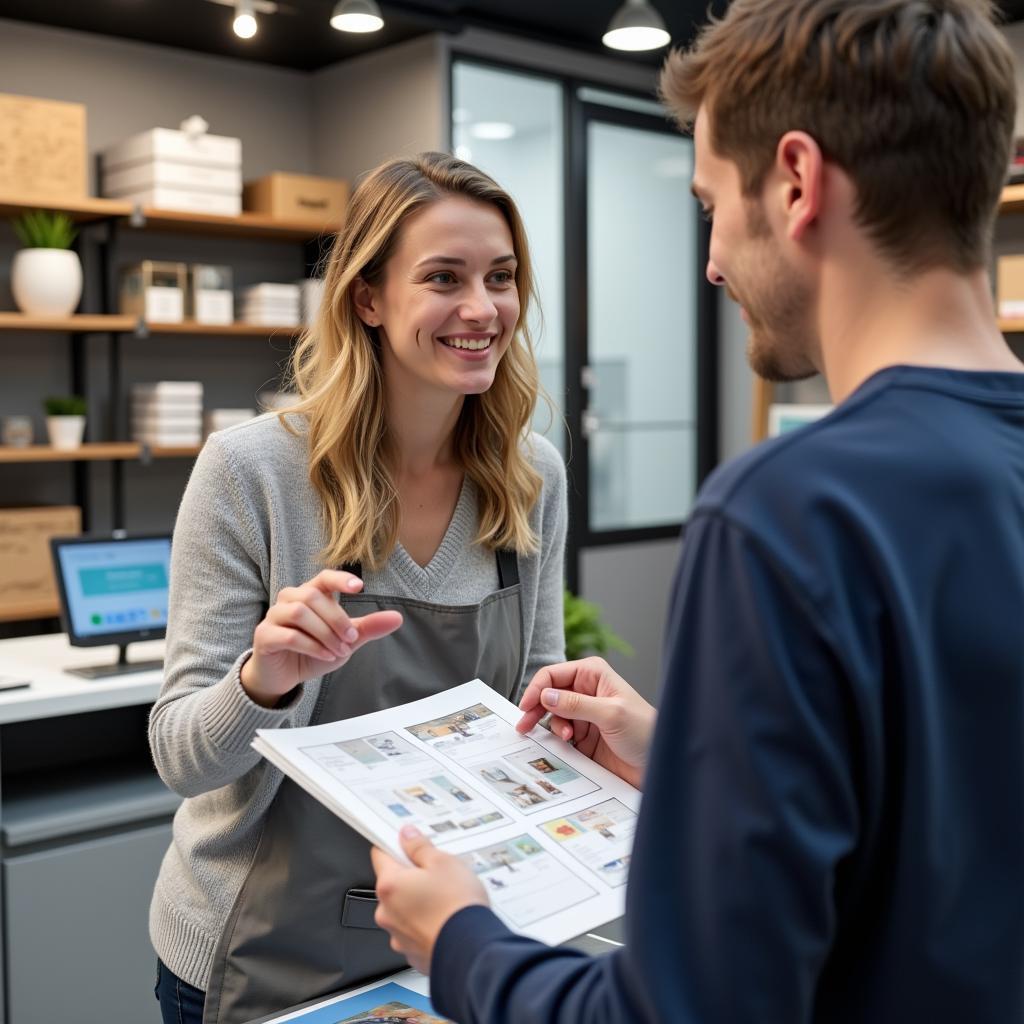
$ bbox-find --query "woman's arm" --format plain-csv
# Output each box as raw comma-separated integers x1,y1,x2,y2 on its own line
148,436,301,797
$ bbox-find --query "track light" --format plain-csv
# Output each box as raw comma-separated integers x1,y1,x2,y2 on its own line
330,0,384,33
233,0,257,38
602,0,670,52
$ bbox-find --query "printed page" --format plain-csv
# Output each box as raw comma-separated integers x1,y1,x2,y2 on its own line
253,679,640,946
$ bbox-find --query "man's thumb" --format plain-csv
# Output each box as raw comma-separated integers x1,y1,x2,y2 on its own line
541,687,607,725
399,824,435,866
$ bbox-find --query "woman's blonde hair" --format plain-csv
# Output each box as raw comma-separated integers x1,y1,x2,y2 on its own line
281,152,543,572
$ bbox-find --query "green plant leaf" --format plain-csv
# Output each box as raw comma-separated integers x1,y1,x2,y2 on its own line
43,395,87,417
11,210,78,249
563,588,634,661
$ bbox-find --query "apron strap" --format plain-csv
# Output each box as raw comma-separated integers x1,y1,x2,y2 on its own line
496,548,520,589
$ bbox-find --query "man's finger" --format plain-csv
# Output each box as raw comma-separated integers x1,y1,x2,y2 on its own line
541,686,621,730
399,824,439,867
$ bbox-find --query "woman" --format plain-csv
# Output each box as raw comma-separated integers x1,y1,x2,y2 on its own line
148,152,567,1024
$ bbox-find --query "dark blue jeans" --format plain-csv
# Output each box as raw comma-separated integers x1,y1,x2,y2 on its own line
155,959,206,1024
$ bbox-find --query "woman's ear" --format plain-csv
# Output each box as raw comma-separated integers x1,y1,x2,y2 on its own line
351,276,382,327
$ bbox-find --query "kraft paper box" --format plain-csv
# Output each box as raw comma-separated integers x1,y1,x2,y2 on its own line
0,506,81,621
996,254,1024,318
0,93,87,199
244,172,348,225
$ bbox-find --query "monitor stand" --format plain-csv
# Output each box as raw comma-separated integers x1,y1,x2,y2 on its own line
67,644,164,680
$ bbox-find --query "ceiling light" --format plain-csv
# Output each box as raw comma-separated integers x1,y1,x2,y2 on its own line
602,0,670,52
331,0,384,33
469,122,516,141
233,0,257,38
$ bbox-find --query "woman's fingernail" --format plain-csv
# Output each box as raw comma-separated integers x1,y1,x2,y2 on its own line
400,824,422,839
337,644,351,659
542,688,559,707
345,627,359,642
348,577,363,589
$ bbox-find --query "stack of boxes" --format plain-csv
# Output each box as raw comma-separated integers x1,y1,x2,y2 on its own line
238,283,301,326
102,125,243,216
298,277,326,326
131,382,203,448
204,408,255,439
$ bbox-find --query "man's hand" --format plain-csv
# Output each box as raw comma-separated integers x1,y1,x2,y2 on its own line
371,825,490,974
517,657,657,790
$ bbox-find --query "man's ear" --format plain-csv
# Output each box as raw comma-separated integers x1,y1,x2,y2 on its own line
351,276,382,327
775,130,823,242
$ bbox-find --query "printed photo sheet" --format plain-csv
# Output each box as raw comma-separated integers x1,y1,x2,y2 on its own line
252,679,640,947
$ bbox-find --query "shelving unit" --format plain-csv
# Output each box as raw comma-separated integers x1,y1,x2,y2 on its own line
750,184,1024,442
2,194,330,626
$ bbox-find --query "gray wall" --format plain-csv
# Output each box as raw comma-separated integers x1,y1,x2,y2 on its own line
311,36,446,182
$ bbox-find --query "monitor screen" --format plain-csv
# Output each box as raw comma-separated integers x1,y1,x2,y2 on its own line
53,536,171,642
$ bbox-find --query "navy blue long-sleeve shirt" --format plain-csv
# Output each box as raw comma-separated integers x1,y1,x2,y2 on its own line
430,365,1024,1023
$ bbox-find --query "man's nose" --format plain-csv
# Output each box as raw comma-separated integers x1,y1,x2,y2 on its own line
706,259,725,286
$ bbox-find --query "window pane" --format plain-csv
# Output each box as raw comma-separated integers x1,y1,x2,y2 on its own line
452,62,565,452
587,121,697,529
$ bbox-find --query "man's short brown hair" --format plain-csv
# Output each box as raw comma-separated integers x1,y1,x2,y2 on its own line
661,0,1017,273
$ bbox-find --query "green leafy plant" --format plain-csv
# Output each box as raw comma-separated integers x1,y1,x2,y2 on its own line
563,589,634,661
12,210,78,250
43,395,87,417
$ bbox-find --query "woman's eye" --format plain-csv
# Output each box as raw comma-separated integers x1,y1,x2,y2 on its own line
490,270,514,285
427,271,456,284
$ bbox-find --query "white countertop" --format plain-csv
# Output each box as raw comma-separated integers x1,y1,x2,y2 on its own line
0,634,165,724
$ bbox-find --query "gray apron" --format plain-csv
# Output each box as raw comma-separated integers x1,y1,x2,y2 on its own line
202,549,523,1024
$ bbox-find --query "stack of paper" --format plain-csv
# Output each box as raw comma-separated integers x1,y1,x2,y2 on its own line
204,407,255,439
131,381,203,447
239,283,301,326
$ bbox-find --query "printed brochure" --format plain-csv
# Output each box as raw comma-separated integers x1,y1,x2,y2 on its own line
251,679,640,947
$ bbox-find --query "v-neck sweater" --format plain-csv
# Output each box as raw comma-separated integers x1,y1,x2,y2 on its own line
147,411,567,991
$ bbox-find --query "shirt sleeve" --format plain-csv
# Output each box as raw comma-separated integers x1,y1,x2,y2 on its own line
148,435,304,798
429,510,861,1023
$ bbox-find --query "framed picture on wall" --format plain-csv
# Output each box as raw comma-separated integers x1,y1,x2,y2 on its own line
767,403,834,437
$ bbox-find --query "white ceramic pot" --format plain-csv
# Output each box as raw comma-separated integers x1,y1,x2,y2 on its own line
46,415,86,450
11,248,83,317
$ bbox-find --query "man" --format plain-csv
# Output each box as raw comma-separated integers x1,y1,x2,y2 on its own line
371,1,1024,1019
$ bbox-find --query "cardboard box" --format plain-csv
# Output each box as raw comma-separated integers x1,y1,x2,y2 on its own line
0,506,81,621
103,127,241,171
244,173,348,224
997,255,1024,318
0,93,87,199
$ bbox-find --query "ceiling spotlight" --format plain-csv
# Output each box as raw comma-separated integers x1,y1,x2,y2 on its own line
602,0,670,52
233,0,257,38
331,0,384,33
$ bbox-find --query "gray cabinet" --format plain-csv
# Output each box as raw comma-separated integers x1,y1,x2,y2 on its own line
5,823,170,1024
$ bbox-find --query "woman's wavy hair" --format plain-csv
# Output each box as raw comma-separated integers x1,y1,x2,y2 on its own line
281,152,543,572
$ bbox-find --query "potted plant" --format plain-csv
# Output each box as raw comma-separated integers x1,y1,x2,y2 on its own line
43,395,87,449
563,589,634,661
10,210,82,317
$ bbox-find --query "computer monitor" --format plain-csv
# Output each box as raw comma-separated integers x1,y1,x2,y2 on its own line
50,532,171,679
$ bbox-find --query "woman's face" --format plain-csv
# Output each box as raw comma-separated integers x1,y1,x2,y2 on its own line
358,195,521,399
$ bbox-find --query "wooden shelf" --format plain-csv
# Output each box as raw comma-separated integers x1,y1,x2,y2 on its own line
0,193,334,241
141,321,302,337
0,313,135,333
999,184,1024,213
146,445,202,458
132,206,334,242
0,193,131,223
0,443,140,463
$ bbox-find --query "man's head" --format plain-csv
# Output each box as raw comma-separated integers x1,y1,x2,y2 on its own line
661,0,1017,381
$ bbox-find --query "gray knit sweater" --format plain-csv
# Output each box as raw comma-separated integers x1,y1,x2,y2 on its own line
148,412,567,990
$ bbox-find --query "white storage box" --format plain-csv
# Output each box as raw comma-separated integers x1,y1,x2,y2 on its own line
131,381,203,401
121,262,187,323
240,283,301,302
103,127,241,171
134,428,203,447
189,265,234,324
113,187,242,216
104,162,242,196
204,408,256,438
